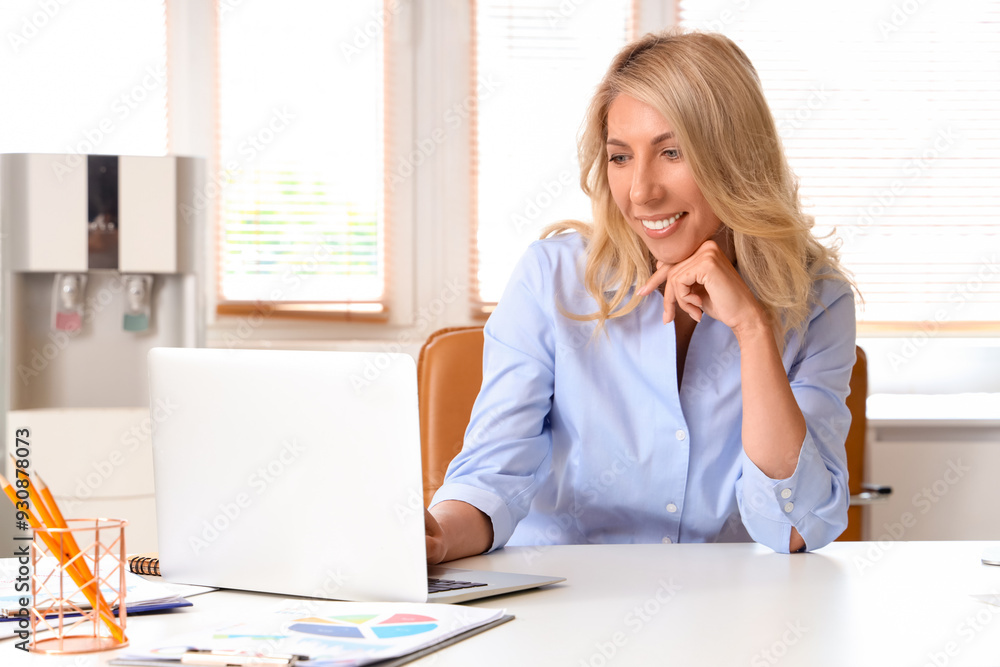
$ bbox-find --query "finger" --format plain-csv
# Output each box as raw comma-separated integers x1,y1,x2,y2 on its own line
661,279,676,324
637,263,671,296
639,269,669,296
679,291,704,321
668,269,705,323
426,535,445,564
425,509,446,563
677,295,703,322
424,508,441,536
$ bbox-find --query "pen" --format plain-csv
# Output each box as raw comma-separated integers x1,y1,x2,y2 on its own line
179,649,310,666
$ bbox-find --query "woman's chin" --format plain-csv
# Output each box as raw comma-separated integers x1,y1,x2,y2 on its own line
648,246,694,268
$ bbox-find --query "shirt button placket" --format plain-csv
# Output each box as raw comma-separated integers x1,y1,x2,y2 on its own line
663,426,687,546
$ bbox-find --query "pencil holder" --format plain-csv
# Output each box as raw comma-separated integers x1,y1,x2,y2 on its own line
30,517,129,654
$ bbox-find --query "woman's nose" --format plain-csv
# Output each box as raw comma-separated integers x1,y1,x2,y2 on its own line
630,160,663,206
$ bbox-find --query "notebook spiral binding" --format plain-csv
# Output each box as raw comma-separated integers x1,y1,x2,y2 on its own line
127,554,160,577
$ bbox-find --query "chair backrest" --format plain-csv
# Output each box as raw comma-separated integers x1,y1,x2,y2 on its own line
417,326,485,507
417,326,868,540
839,345,868,541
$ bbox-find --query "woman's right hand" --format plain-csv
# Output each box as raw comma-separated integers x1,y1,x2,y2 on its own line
424,501,494,564
425,508,448,564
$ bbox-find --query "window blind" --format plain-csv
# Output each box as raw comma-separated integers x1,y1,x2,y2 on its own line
216,0,387,314
679,0,1000,329
0,0,167,156
471,0,637,308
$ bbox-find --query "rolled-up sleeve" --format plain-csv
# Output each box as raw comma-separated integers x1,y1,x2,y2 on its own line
430,242,557,551
735,281,856,552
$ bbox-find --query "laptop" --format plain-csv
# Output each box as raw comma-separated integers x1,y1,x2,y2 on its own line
147,347,564,603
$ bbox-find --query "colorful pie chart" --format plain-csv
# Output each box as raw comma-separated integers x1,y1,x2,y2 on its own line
288,613,440,641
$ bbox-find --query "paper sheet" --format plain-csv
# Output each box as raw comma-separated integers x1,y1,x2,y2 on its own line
114,599,508,667
0,557,213,640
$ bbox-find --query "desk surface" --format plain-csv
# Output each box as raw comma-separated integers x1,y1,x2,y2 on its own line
6,541,1000,667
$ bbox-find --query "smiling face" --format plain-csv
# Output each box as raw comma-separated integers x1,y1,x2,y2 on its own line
605,94,726,267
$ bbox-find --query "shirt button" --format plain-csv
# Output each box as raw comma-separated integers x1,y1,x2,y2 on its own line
784,502,795,513
666,503,678,513
781,488,792,499
675,429,686,441
662,537,672,544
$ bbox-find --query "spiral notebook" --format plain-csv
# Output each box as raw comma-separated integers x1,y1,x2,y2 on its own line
128,553,161,577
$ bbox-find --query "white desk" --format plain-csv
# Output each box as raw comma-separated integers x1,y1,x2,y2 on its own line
6,541,1000,666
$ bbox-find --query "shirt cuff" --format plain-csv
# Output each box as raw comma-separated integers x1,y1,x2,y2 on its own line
430,482,514,553
737,431,838,553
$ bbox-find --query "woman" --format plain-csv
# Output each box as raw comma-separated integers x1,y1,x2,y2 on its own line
426,30,856,561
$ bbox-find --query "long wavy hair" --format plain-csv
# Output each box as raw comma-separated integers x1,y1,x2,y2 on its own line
545,30,850,340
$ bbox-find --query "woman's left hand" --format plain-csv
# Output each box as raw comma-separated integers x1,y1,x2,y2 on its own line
637,240,766,336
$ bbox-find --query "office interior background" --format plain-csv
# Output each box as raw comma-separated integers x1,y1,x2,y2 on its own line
0,0,997,553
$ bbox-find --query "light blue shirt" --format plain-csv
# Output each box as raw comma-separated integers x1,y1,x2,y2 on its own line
431,232,856,553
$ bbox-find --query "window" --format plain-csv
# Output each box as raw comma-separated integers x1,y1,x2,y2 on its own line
679,0,1000,330
215,0,388,316
471,0,637,308
210,1,646,324
0,0,167,156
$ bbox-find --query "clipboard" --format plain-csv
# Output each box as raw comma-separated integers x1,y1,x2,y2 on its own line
108,614,514,666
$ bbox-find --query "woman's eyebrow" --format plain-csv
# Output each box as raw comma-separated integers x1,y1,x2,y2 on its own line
606,132,675,147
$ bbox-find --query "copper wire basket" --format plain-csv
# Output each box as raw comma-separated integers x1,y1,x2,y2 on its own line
30,517,129,654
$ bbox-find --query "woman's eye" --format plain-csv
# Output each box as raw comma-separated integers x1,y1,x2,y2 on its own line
663,148,681,159
608,154,628,164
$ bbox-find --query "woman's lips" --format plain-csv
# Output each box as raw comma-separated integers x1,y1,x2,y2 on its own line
639,211,686,238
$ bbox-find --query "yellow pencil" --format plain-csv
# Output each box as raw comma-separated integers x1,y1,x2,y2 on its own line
0,471,126,643
34,471,70,531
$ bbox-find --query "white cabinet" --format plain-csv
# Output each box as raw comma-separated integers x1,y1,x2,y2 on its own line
866,421,1000,541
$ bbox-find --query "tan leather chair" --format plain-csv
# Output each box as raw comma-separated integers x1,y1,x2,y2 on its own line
840,346,869,541
417,326,870,541
417,326,486,507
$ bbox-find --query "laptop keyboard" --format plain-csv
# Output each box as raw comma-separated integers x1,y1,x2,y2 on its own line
427,576,488,594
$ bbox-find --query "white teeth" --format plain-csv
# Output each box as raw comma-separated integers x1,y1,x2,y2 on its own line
640,212,685,230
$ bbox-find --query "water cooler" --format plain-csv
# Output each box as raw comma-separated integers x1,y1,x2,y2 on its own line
0,153,205,553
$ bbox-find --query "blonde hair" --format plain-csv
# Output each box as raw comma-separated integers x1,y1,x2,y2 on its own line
545,30,850,340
